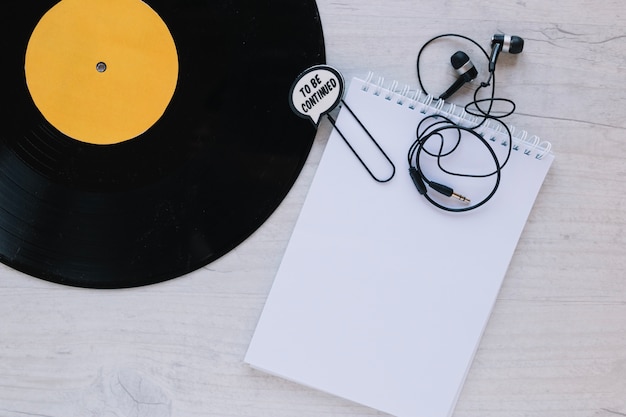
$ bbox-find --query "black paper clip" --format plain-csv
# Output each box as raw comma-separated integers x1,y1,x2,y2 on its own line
326,100,396,183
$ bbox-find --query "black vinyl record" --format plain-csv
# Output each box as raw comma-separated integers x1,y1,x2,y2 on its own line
0,0,325,288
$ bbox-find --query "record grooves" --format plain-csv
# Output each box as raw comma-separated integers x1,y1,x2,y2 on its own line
0,0,326,288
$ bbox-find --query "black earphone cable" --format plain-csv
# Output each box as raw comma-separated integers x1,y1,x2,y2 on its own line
411,33,518,212
416,33,491,100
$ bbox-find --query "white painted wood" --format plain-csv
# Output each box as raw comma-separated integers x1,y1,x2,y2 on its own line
1,1,625,416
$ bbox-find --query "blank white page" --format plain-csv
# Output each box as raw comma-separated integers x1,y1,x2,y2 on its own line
246,77,554,417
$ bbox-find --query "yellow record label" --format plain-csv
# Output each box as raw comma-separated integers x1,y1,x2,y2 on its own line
25,0,179,145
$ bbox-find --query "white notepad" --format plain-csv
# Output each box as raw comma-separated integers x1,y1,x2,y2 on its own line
245,76,554,417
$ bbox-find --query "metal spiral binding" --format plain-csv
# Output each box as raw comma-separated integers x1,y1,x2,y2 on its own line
358,74,553,160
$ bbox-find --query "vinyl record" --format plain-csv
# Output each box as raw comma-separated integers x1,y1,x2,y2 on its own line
0,0,325,288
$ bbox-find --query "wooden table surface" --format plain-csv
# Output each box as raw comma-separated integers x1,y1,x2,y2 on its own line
2,1,625,416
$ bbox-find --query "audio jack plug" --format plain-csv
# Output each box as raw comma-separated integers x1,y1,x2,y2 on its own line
408,167,470,203
428,181,470,203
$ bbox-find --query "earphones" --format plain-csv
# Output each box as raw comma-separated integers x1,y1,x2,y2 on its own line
489,34,524,73
411,33,524,212
417,33,524,101
438,51,478,100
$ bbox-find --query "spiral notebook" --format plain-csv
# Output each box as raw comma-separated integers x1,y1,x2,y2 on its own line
246,75,554,417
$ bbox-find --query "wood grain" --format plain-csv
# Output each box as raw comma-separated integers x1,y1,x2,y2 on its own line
1,1,625,416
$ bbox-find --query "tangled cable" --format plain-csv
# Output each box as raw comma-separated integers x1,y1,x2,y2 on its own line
408,33,522,212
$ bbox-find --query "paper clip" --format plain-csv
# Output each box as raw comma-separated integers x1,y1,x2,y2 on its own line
326,100,396,183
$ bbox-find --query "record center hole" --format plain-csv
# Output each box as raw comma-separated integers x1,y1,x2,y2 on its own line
96,62,107,73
